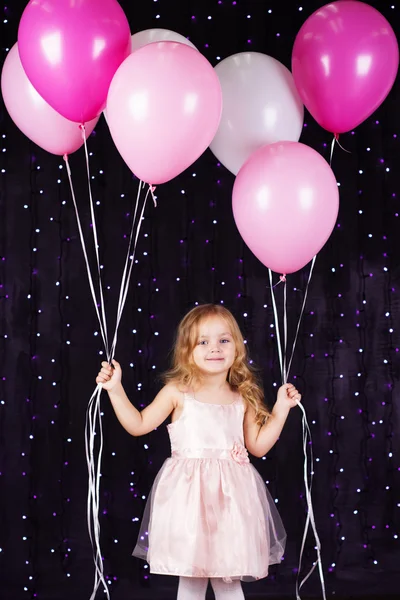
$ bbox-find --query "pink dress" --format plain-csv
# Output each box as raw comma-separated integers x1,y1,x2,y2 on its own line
133,392,286,581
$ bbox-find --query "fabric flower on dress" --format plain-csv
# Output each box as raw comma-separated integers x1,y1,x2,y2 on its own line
231,442,250,465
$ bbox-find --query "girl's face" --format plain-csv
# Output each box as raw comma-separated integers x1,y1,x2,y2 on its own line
191,316,236,376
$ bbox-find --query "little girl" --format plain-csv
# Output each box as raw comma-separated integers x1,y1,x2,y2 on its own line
96,304,301,599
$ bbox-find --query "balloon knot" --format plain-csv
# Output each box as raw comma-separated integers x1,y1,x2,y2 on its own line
280,274,286,282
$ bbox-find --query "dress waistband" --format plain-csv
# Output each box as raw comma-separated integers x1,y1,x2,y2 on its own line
171,443,250,464
172,448,233,460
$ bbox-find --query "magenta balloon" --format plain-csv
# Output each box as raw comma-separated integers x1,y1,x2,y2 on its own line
232,142,339,274
18,0,131,123
292,1,399,133
107,42,222,184
1,44,98,155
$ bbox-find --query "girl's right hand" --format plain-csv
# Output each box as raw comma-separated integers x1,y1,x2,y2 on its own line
96,359,122,391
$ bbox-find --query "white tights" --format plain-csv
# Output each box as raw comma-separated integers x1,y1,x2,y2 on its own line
177,576,245,599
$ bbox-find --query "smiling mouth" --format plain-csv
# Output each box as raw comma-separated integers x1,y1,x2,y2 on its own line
206,358,224,361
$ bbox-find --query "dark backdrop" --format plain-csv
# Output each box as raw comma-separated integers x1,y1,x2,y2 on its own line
0,1,399,599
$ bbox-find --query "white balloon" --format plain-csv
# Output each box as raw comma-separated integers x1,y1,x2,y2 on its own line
209,52,304,175
131,28,197,52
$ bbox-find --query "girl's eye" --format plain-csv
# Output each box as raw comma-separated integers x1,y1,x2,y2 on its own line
221,339,230,343
199,340,208,345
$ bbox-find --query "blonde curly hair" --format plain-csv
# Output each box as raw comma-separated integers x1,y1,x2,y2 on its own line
164,304,269,426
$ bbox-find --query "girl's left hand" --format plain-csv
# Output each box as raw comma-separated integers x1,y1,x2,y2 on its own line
276,383,302,410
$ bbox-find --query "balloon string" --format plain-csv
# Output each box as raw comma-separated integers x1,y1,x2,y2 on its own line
64,148,151,600
85,384,110,600
63,154,108,351
329,136,336,166
268,269,285,379
267,274,287,290
85,182,147,600
109,183,150,360
287,256,316,379
330,134,351,165
268,259,326,600
81,124,110,362
335,133,351,154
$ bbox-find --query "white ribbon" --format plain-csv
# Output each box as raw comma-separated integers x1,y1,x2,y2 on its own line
268,257,326,600
64,127,151,599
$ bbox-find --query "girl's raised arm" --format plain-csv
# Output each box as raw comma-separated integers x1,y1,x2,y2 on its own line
244,383,301,457
96,360,178,436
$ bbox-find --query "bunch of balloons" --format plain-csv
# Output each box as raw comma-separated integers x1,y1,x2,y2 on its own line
216,0,398,275
1,0,222,183
1,0,398,275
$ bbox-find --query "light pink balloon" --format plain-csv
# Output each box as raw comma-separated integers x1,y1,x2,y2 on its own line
103,30,197,125
1,44,98,155
232,142,339,274
106,42,222,184
292,1,399,134
18,0,131,123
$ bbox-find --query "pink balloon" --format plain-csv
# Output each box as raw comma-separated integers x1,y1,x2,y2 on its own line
292,1,399,134
18,0,131,123
232,142,339,274
106,42,222,184
1,44,98,155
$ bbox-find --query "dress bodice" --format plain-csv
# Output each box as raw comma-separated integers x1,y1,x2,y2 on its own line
167,392,245,458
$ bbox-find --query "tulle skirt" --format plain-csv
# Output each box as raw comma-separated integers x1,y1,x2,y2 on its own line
133,454,286,581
